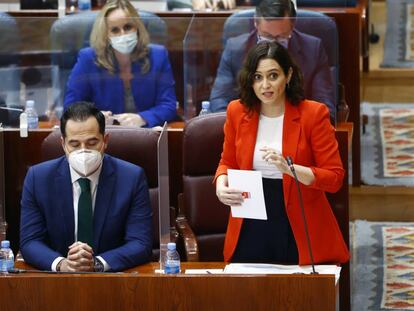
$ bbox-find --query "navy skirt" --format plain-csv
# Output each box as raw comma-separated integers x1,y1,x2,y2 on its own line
232,178,299,264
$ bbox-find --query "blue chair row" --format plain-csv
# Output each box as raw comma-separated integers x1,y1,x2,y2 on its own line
0,10,342,120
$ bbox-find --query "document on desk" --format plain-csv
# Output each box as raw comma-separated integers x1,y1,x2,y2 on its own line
223,263,341,285
227,169,267,220
185,269,224,274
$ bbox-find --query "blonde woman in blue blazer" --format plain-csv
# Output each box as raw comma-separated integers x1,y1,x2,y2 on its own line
64,0,177,128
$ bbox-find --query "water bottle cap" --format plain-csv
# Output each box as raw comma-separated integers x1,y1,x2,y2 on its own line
26,100,35,108
201,101,210,109
1,240,10,248
167,242,176,250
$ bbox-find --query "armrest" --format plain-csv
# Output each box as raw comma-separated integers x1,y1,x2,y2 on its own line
175,193,199,262
176,215,199,262
337,83,349,123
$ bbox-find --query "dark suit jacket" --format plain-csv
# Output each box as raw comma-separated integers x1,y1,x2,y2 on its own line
215,99,349,264
64,45,177,128
210,30,335,121
20,155,153,271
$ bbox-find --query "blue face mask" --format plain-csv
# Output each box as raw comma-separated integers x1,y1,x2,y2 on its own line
257,35,290,49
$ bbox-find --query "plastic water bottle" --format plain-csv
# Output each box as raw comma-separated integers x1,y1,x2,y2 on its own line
78,0,91,10
199,101,210,116
0,240,14,274
164,242,180,274
25,100,39,129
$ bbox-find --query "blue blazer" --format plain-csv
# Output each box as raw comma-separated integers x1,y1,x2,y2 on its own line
20,155,153,271
64,44,177,128
209,30,335,121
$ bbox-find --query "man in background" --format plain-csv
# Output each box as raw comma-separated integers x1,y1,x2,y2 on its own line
210,0,335,121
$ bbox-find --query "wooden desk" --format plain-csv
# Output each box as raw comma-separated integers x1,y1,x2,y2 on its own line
0,261,338,310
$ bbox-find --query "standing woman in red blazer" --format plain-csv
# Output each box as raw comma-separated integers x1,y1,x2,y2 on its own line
215,41,349,265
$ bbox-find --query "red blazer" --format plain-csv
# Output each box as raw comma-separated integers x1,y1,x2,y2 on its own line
215,99,350,265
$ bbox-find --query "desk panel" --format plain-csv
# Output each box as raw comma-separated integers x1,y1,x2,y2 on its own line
0,262,338,311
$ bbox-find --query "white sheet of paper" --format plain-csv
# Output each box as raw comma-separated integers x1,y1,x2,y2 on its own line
185,269,224,274
223,263,341,285
227,169,267,220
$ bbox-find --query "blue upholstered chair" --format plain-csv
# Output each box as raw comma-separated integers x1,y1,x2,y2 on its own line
0,12,19,67
297,0,356,6
221,9,339,113
250,0,356,7
49,10,168,108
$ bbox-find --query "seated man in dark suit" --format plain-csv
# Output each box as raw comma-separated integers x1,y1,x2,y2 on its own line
210,0,335,121
20,102,152,272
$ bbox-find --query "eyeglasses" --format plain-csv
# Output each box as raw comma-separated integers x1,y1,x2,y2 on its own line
257,34,291,48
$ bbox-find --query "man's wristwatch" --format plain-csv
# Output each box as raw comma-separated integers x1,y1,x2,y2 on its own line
56,258,65,272
93,257,104,272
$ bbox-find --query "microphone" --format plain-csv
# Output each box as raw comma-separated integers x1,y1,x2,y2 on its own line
286,156,318,274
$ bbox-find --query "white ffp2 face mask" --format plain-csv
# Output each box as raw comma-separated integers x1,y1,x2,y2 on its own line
110,31,138,54
68,149,103,177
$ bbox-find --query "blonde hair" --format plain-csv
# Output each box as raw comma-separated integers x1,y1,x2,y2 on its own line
90,0,150,74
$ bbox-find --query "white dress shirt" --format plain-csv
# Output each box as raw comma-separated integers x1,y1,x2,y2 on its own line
51,162,110,271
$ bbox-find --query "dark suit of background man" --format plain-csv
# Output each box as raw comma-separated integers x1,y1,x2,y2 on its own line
210,0,335,121
20,102,153,272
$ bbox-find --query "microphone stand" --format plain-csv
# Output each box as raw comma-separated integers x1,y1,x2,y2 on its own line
286,156,318,274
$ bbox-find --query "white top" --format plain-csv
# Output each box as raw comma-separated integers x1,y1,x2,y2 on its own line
51,162,110,272
253,114,284,179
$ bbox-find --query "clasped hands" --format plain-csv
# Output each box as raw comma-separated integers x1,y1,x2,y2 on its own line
216,147,292,206
59,241,94,272
102,111,146,127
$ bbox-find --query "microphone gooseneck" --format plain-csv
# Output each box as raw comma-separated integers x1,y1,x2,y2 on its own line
286,156,318,274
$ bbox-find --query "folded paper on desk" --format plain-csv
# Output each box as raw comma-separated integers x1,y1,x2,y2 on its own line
228,169,267,220
224,263,341,285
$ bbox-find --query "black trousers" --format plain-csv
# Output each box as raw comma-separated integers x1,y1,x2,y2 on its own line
232,178,299,264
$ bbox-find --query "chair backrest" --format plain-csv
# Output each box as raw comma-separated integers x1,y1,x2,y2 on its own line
181,113,229,261
0,12,20,125
222,9,338,68
50,10,168,106
0,12,19,67
41,127,161,260
249,0,357,7
296,0,356,7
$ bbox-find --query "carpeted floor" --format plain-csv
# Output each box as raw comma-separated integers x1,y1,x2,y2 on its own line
381,0,414,68
361,102,414,186
352,220,414,310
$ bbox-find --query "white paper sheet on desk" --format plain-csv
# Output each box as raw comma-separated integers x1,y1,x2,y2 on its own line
227,169,267,220
185,269,224,274
223,263,341,285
